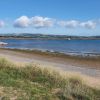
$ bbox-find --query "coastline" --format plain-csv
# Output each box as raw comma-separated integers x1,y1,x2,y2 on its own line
0,48,100,88
1,38,100,59
1,47,100,60
0,48,100,76
1,38,100,58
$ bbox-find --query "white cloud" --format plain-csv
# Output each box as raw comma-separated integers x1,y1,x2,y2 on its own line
13,16,99,30
14,16,54,28
14,16,30,28
80,21,96,29
58,20,98,29
58,20,79,28
30,16,54,28
0,20,5,27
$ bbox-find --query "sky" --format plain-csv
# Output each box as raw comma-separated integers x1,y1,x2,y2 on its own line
0,0,100,36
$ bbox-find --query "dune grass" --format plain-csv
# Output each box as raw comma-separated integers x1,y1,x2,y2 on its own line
0,58,99,100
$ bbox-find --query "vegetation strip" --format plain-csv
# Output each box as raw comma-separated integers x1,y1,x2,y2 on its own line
0,58,100,100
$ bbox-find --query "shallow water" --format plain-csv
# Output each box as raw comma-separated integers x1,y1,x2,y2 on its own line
1,39,100,55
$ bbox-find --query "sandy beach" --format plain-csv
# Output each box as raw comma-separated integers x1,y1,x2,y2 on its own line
0,48,100,87
0,48,99,76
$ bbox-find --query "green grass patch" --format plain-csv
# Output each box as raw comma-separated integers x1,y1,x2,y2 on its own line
0,58,99,100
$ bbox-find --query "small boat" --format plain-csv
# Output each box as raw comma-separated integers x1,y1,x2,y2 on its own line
0,42,8,45
68,38,71,40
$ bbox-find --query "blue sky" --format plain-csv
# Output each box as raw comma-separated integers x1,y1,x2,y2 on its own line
0,0,100,36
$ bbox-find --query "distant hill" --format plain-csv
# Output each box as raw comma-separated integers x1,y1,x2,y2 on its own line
0,33,100,40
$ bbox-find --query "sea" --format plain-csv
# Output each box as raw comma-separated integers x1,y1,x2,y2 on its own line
1,39,100,56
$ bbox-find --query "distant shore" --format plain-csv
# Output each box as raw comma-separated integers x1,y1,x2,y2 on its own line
1,37,100,40
1,33,100,40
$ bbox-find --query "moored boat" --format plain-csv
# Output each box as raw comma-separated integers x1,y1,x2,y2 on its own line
0,42,8,45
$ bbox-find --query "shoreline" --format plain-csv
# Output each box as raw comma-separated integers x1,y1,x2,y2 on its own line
1,38,100,59
1,47,100,60
0,48,100,77
0,48,100,88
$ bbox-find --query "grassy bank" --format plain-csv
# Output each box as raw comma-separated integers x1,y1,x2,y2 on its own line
0,58,100,100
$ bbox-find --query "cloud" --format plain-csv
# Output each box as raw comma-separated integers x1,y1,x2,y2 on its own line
13,16,99,30
58,20,79,28
14,16,54,28
80,21,96,29
0,20,5,27
58,20,97,29
30,16,54,28
14,16,30,28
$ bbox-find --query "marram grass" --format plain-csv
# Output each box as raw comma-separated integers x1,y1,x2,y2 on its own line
0,58,99,100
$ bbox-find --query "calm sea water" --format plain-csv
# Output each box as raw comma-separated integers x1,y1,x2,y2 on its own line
1,39,100,56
